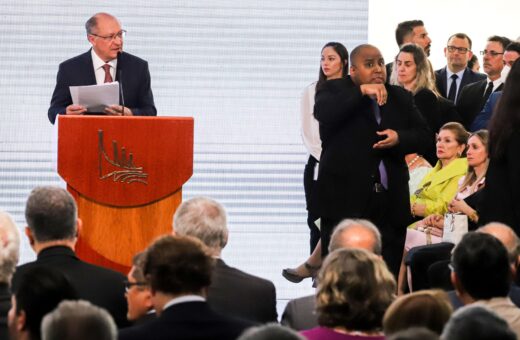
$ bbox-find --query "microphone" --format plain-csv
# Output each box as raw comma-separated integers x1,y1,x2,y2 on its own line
117,51,125,113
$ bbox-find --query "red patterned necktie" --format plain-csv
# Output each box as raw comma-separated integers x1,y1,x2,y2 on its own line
103,64,113,83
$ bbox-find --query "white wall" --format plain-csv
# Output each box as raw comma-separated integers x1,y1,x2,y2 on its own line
369,0,519,71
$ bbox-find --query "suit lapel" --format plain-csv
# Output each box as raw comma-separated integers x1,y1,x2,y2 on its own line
83,49,97,85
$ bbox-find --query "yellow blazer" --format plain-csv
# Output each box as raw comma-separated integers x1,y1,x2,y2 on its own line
410,157,468,217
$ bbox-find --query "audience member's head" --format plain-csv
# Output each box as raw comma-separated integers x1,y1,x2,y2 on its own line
237,323,305,340
125,252,153,321
441,305,516,340
41,300,116,340
479,222,520,272
388,327,439,340
390,43,436,94
504,42,520,68
317,42,349,87
25,186,79,249
316,248,395,334
173,197,228,256
437,122,469,161
395,20,431,55
444,33,474,73
8,267,78,340
451,232,511,303
482,35,512,80
350,44,386,85
328,218,382,255
0,210,20,285
468,54,480,72
383,289,452,336
143,235,213,314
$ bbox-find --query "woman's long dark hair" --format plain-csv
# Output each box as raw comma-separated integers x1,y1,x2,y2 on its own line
315,42,349,93
488,59,520,159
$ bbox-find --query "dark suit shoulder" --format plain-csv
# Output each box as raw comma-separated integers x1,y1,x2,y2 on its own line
59,51,91,67
463,68,487,82
214,260,274,289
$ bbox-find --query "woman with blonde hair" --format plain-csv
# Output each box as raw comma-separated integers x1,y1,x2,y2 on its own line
301,248,395,340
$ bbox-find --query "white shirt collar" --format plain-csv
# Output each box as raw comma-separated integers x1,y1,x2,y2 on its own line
486,77,503,91
163,295,205,311
446,68,465,80
91,48,117,71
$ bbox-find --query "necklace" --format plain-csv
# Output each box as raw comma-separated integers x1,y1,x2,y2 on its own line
407,155,421,167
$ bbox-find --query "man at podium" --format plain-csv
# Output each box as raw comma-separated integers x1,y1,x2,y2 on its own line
47,12,157,124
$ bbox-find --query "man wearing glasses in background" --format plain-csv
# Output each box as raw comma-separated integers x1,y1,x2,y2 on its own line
456,35,511,129
435,33,486,105
47,12,156,124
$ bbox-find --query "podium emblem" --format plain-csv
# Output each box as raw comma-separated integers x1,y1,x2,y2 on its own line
98,130,148,184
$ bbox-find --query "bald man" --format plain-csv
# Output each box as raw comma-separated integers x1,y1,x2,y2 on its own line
310,44,430,277
281,219,383,331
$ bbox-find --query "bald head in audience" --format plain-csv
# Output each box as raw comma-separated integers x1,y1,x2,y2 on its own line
478,222,520,273
328,218,382,255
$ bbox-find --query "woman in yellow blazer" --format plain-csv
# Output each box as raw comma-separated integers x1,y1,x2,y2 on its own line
398,122,469,293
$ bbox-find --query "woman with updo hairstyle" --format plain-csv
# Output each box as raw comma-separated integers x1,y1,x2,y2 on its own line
301,248,395,340
397,122,469,293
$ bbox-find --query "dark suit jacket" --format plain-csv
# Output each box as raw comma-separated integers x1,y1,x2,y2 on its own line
435,67,486,104
207,259,277,323
456,79,503,129
470,91,502,131
0,284,10,340
413,88,462,165
11,246,129,328
118,301,253,340
281,294,318,331
479,131,520,234
310,77,430,231
48,50,157,124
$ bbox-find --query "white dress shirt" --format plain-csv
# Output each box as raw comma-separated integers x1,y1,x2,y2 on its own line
91,49,117,85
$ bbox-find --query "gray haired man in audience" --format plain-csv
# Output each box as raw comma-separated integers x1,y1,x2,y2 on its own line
11,186,128,328
0,211,20,339
41,300,117,340
173,197,277,323
281,218,382,331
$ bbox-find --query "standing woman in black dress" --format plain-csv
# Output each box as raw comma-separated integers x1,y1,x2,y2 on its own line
479,59,520,233
283,42,349,283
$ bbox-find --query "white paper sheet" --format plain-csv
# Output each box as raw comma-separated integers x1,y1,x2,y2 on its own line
70,82,120,113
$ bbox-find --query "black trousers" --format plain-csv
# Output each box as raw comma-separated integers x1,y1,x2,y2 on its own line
319,188,404,280
303,155,320,254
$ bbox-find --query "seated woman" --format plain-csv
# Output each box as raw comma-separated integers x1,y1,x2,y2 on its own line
383,289,452,336
400,130,489,293
301,248,395,340
397,122,469,294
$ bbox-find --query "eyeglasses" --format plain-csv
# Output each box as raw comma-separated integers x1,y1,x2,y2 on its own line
448,263,455,272
447,46,469,53
124,280,147,292
480,50,504,57
90,30,127,42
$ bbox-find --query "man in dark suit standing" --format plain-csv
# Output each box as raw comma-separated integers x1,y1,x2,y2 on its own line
118,235,253,340
173,197,277,323
435,33,486,104
456,35,511,129
48,12,156,124
11,186,129,329
311,44,430,277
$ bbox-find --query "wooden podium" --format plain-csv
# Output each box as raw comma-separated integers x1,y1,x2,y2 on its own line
57,116,193,274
